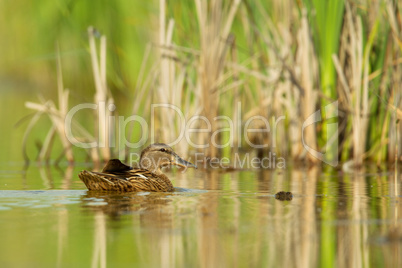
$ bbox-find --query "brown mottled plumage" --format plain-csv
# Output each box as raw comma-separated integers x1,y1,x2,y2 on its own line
78,143,196,192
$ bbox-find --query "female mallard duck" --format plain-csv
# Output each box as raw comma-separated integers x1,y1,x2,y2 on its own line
78,143,197,192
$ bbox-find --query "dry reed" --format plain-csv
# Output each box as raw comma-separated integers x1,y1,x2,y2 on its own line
24,46,74,163
88,27,114,161
22,0,402,167
333,2,372,168
23,28,114,164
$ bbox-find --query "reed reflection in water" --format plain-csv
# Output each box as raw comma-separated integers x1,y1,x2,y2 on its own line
71,166,402,267
1,164,401,266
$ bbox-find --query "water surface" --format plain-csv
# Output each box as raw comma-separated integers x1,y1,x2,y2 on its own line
0,163,401,267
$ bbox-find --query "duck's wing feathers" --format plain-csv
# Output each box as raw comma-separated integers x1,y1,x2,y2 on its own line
124,169,172,191
93,168,158,181
79,169,172,192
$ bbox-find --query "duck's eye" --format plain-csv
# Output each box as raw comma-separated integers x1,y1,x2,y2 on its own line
160,148,166,152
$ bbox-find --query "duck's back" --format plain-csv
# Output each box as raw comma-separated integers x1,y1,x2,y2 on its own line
78,169,174,192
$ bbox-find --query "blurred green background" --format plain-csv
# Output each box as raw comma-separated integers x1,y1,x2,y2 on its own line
0,1,158,162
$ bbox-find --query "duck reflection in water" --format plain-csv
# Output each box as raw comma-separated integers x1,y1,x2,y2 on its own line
82,191,173,226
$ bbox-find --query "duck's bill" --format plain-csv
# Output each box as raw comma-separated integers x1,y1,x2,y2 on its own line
172,156,197,169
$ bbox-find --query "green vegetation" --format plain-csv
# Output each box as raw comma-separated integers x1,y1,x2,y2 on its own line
1,0,401,167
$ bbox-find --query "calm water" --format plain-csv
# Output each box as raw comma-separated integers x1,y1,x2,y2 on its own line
0,163,401,267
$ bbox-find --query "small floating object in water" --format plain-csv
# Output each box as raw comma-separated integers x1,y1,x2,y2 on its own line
275,191,293,201
79,143,197,192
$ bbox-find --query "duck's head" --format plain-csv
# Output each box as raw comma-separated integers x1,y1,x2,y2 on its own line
139,143,197,174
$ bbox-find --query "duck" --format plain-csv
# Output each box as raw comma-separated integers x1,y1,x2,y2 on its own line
78,143,197,192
